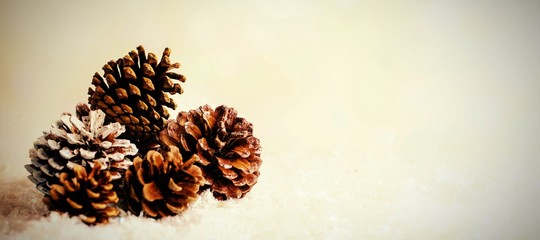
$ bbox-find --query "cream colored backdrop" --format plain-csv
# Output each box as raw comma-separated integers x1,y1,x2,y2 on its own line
1,0,540,238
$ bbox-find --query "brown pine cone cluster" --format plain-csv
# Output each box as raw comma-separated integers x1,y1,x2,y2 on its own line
25,45,263,226
159,105,262,200
25,103,137,195
43,162,120,225
124,146,204,218
88,45,185,144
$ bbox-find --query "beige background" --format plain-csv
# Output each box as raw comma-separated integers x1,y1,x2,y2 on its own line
1,0,540,239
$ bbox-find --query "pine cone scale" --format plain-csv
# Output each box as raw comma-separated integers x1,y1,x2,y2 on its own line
141,199,158,217
217,166,238,179
166,202,186,214
79,215,97,224
49,185,65,201
86,188,100,198
212,181,242,199
230,172,259,186
104,206,120,217
142,182,164,202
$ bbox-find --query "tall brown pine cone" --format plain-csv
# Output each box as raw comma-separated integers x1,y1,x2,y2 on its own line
159,105,262,200
25,103,137,195
88,45,185,144
43,162,120,225
124,146,204,218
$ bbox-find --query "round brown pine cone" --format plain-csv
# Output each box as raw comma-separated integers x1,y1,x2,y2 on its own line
124,146,204,218
25,103,137,195
88,45,185,144
43,162,120,225
159,105,262,200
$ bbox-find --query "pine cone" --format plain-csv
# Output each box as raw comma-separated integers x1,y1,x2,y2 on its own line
124,146,204,218
88,45,185,144
158,105,262,200
25,103,138,195
43,162,120,225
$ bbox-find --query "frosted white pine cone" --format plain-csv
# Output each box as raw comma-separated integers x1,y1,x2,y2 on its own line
25,103,138,194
